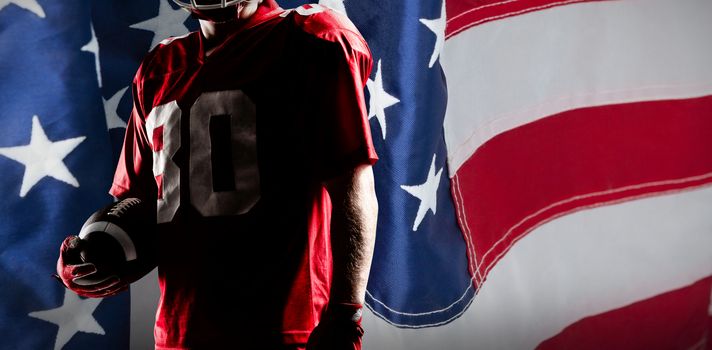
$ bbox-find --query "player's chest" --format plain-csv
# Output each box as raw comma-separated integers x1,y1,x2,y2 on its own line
141,58,310,219
141,53,301,141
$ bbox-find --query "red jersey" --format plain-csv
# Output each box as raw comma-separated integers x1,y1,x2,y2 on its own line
109,2,376,348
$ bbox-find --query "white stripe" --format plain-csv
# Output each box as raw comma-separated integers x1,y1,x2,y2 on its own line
476,172,712,281
78,221,138,261
130,269,160,350
441,0,712,175
363,186,712,349
366,178,712,325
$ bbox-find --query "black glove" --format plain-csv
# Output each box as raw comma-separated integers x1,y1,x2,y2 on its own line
307,303,364,350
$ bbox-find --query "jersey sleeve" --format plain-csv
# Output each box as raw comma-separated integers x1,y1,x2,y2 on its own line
301,28,378,181
109,83,157,200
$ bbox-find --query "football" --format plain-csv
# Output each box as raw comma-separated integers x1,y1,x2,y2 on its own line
73,198,156,286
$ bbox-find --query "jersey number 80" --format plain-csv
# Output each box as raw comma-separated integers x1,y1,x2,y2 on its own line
145,90,260,223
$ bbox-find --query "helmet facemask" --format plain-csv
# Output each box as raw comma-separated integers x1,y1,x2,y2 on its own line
173,0,255,23
172,0,247,10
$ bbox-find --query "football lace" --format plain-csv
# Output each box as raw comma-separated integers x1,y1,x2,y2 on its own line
108,198,142,217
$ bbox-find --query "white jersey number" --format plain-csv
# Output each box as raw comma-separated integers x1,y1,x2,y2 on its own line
146,101,181,223
146,90,260,223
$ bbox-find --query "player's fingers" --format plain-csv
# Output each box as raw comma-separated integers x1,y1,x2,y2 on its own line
65,262,97,279
77,281,128,298
91,284,128,298
57,260,96,289
61,235,81,250
60,236,82,256
72,274,121,292
59,236,84,262
73,283,129,298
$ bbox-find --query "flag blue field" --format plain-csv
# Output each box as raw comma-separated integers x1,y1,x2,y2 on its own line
0,2,129,349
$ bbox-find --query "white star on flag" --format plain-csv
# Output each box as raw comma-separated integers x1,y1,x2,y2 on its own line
401,154,444,231
366,59,400,140
0,116,85,197
28,289,105,350
82,21,102,87
130,1,191,49
319,0,347,15
419,0,446,68
0,0,45,18
104,87,129,130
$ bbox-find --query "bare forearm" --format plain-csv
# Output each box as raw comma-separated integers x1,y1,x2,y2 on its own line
327,164,378,304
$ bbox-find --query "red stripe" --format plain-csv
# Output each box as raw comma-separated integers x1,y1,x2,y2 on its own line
708,310,712,350
451,96,712,286
536,276,712,350
152,125,164,152
155,174,163,200
446,0,611,38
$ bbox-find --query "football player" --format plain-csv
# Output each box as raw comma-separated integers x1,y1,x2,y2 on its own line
56,0,378,349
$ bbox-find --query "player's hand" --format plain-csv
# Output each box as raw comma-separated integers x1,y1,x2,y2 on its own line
306,303,364,350
54,235,127,298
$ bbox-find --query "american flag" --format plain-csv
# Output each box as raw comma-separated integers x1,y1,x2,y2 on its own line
1,0,711,349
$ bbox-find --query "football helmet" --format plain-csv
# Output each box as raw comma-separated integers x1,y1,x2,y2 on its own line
171,0,248,10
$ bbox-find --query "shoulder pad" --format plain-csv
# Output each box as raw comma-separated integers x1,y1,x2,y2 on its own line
136,31,199,80
288,4,365,47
